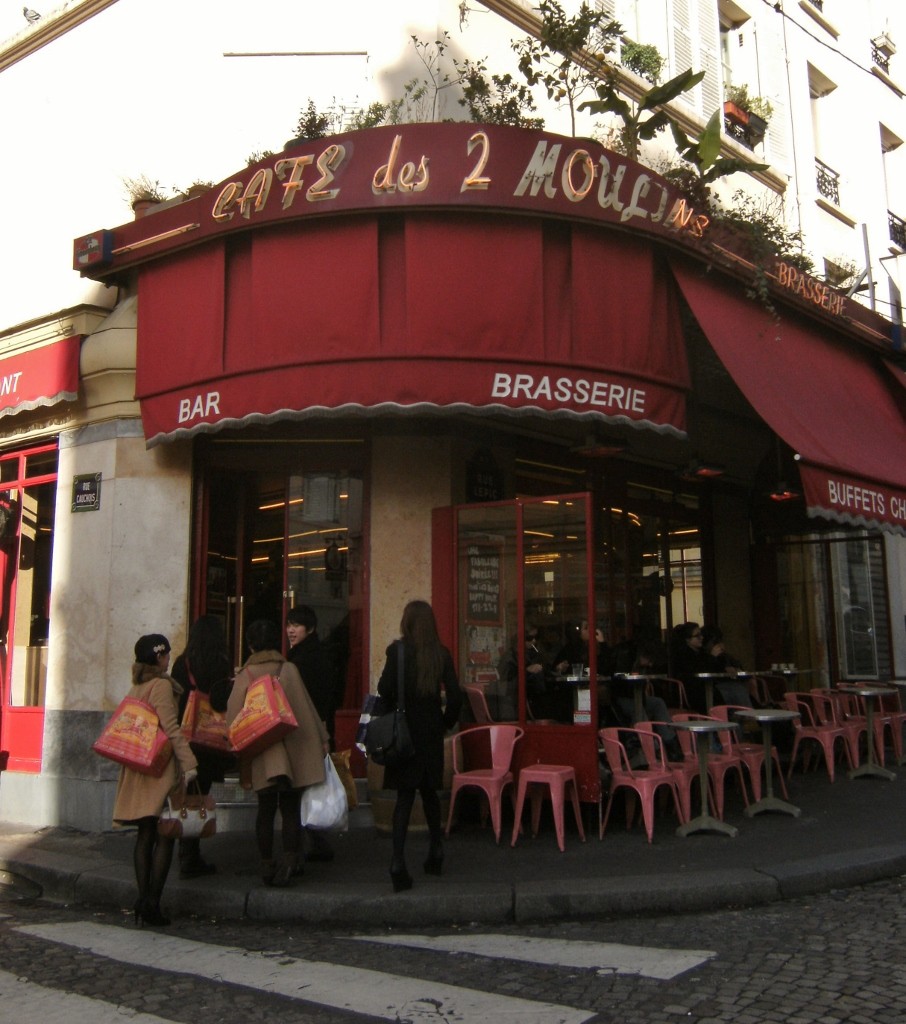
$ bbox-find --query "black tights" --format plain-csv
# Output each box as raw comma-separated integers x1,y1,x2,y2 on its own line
391,785,442,867
133,816,174,909
256,787,302,860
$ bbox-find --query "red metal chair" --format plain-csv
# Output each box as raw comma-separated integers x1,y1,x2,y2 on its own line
841,684,904,766
598,727,685,842
784,692,853,783
445,724,524,844
711,703,789,802
651,677,690,716
672,713,751,819
464,684,494,724
810,688,867,767
647,719,700,822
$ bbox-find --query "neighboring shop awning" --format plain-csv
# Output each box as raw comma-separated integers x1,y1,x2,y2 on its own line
0,335,80,418
135,217,690,445
672,260,906,535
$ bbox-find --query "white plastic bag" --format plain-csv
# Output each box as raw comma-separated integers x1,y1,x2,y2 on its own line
300,754,349,831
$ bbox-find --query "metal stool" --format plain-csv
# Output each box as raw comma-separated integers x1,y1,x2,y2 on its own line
510,764,586,851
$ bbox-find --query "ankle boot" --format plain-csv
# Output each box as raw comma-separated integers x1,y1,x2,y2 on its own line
271,853,295,888
424,838,444,876
390,859,413,892
261,859,277,885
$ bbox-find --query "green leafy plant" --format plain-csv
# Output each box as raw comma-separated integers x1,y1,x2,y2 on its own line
582,66,705,161
620,41,664,84
246,149,275,166
724,83,773,123
123,174,168,206
289,100,332,143
513,0,621,136
455,57,544,128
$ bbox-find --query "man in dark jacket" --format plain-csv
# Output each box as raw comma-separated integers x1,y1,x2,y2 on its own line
286,604,335,863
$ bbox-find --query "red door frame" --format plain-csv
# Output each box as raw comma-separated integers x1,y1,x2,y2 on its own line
0,442,58,773
434,493,601,806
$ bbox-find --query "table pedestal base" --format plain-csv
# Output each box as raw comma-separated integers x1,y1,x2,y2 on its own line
744,795,801,817
676,814,738,838
848,762,896,781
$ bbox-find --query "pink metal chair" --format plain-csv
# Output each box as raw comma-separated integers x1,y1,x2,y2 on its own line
810,688,867,767
672,713,751,819
711,703,789,802
783,692,852,782
464,684,494,724
445,724,524,844
510,764,586,851
598,727,684,842
647,720,700,822
651,677,690,716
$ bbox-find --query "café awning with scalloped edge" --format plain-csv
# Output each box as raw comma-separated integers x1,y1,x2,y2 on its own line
672,259,906,535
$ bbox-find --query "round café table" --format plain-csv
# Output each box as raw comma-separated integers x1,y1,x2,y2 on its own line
612,673,661,723
838,684,898,781
732,708,801,817
673,719,739,838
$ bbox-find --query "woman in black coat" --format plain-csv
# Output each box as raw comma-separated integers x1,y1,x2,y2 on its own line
377,600,462,893
170,614,235,877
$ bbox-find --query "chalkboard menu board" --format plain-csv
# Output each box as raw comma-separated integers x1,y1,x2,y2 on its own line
466,542,502,623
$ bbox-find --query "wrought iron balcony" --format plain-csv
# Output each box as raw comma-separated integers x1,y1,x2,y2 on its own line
889,210,906,249
872,41,891,74
815,158,841,207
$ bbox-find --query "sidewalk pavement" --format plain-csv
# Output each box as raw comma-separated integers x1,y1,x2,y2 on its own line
1,766,905,927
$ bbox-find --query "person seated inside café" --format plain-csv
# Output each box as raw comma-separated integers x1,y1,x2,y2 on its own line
499,620,559,720
701,625,753,707
670,621,710,712
553,619,615,677
603,640,683,762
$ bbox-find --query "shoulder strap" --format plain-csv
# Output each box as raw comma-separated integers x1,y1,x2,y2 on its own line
184,656,197,690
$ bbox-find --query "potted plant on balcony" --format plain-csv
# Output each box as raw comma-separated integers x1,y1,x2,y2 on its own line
724,84,773,144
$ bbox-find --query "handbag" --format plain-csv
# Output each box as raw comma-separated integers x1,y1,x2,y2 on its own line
365,642,415,767
299,754,349,831
180,661,233,756
330,748,358,810
92,696,172,777
157,783,217,839
228,672,298,756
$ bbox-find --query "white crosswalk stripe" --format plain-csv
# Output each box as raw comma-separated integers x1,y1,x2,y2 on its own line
0,967,173,1024
16,921,597,1024
354,933,715,980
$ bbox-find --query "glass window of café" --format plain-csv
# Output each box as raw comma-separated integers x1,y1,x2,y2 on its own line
452,473,704,728
756,531,893,684
0,443,57,771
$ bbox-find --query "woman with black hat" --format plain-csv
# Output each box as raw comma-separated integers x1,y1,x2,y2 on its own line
112,633,198,926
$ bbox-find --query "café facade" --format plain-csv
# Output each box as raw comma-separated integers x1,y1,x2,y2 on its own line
2,121,905,829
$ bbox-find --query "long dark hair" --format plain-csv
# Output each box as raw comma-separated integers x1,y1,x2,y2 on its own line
183,614,231,687
400,600,444,696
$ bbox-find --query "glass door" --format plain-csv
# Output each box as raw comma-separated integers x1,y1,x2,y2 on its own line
195,442,366,710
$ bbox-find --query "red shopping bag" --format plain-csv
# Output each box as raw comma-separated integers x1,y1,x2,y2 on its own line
181,687,232,756
92,696,172,777
228,674,298,756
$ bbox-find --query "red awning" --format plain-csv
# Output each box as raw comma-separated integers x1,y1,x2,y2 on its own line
136,217,690,445
0,336,80,418
672,260,906,535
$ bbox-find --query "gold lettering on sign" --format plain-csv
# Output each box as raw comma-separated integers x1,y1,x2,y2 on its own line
514,141,560,199
275,154,315,209
461,131,491,192
777,261,845,316
212,181,243,222
563,149,595,201
239,168,273,220
372,134,428,194
308,145,346,202
373,135,401,193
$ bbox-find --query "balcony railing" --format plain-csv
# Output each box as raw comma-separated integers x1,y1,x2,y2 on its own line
872,41,891,74
815,158,841,206
889,210,906,249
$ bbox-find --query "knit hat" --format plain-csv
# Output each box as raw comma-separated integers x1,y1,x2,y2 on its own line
134,633,171,666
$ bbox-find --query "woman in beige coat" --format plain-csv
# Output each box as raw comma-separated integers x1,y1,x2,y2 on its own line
227,619,328,886
112,634,198,926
